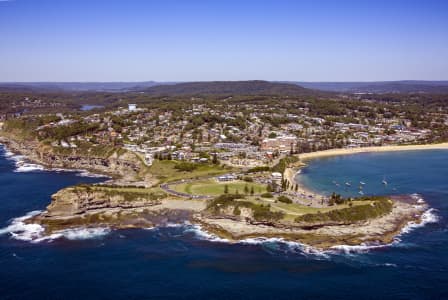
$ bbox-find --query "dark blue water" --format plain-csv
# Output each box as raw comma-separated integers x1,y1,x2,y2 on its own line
1,146,448,300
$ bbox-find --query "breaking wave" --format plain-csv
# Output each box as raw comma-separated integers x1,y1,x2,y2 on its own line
400,208,439,235
0,210,45,241
0,211,111,243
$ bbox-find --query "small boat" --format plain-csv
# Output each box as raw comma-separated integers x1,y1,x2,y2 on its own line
358,191,364,195
360,181,366,185
358,185,363,190
345,182,351,187
382,178,388,185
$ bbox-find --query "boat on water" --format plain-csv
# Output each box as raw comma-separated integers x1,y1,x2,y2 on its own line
345,182,351,187
382,177,388,185
360,181,366,185
358,191,364,195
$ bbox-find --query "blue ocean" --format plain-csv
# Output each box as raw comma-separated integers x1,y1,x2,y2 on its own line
1,145,448,300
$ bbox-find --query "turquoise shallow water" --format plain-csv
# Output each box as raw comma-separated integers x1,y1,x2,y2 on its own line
297,150,448,198
1,146,448,299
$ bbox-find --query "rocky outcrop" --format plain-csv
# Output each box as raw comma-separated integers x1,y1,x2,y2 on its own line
43,186,162,218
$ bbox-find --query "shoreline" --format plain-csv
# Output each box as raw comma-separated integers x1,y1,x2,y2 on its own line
0,142,110,179
194,194,430,250
284,142,448,200
0,137,443,250
298,143,448,162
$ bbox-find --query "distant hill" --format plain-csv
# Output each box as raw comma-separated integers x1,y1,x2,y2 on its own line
139,80,318,96
292,81,448,94
3,80,447,95
0,82,168,92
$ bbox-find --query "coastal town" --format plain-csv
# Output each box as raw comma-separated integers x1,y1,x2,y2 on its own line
0,82,446,248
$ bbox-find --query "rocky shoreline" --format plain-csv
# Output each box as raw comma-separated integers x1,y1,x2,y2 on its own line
0,135,145,181
0,135,433,250
194,195,428,249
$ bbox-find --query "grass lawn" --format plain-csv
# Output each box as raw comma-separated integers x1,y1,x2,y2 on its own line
172,179,267,196
149,160,232,182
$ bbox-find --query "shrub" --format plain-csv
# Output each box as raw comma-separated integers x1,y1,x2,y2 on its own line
295,197,393,223
243,176,254,182
277,195,292,204
261,192,273,198
246,166,270,173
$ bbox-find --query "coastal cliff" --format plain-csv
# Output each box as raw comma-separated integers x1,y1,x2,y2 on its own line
45,186,162,217
0,134,146,180
30,185,172,232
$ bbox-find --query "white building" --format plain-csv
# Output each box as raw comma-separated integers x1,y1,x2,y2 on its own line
128,104,137,111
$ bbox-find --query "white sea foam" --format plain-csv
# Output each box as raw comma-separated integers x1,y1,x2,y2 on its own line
14,163,45,173
240,237,330,258
329,242,396,255
75,170,109,178
329,206,439,255
0,210,111,242
48,227,111,241
0,210,45,241
184,224,230,243
4,150,15,158
400,208,439,235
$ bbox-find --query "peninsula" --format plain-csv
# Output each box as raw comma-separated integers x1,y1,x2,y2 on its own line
0,81,445,249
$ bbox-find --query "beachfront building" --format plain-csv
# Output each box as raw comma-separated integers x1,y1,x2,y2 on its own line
260,136,297,152
128,104,137,111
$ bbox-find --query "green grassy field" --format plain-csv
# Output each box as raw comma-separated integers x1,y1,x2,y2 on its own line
171,179,267,196
149,160,232,182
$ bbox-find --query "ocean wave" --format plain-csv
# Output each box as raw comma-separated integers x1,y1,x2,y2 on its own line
15,163,46,173
241,237,330,258
183,224,230,243
75,170,109,178
0,211,111,243
181,225,329,258
0,210,45,241
400,208,439,235
329,241,397,255
39,227,111,242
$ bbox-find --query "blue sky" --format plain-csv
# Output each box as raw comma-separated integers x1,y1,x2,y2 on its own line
0,0,447,82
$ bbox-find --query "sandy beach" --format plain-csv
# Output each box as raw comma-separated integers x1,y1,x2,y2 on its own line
298,143,448,161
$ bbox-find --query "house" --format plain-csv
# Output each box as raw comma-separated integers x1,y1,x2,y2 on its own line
217,174,237,182
128,104,137,111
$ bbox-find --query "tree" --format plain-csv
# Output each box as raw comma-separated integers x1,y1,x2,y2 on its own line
224,184,229,194
244,184,249,194
212,153,219,164
250,186,254,196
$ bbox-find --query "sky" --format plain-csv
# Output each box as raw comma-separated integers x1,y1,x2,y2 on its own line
0,0,447,82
